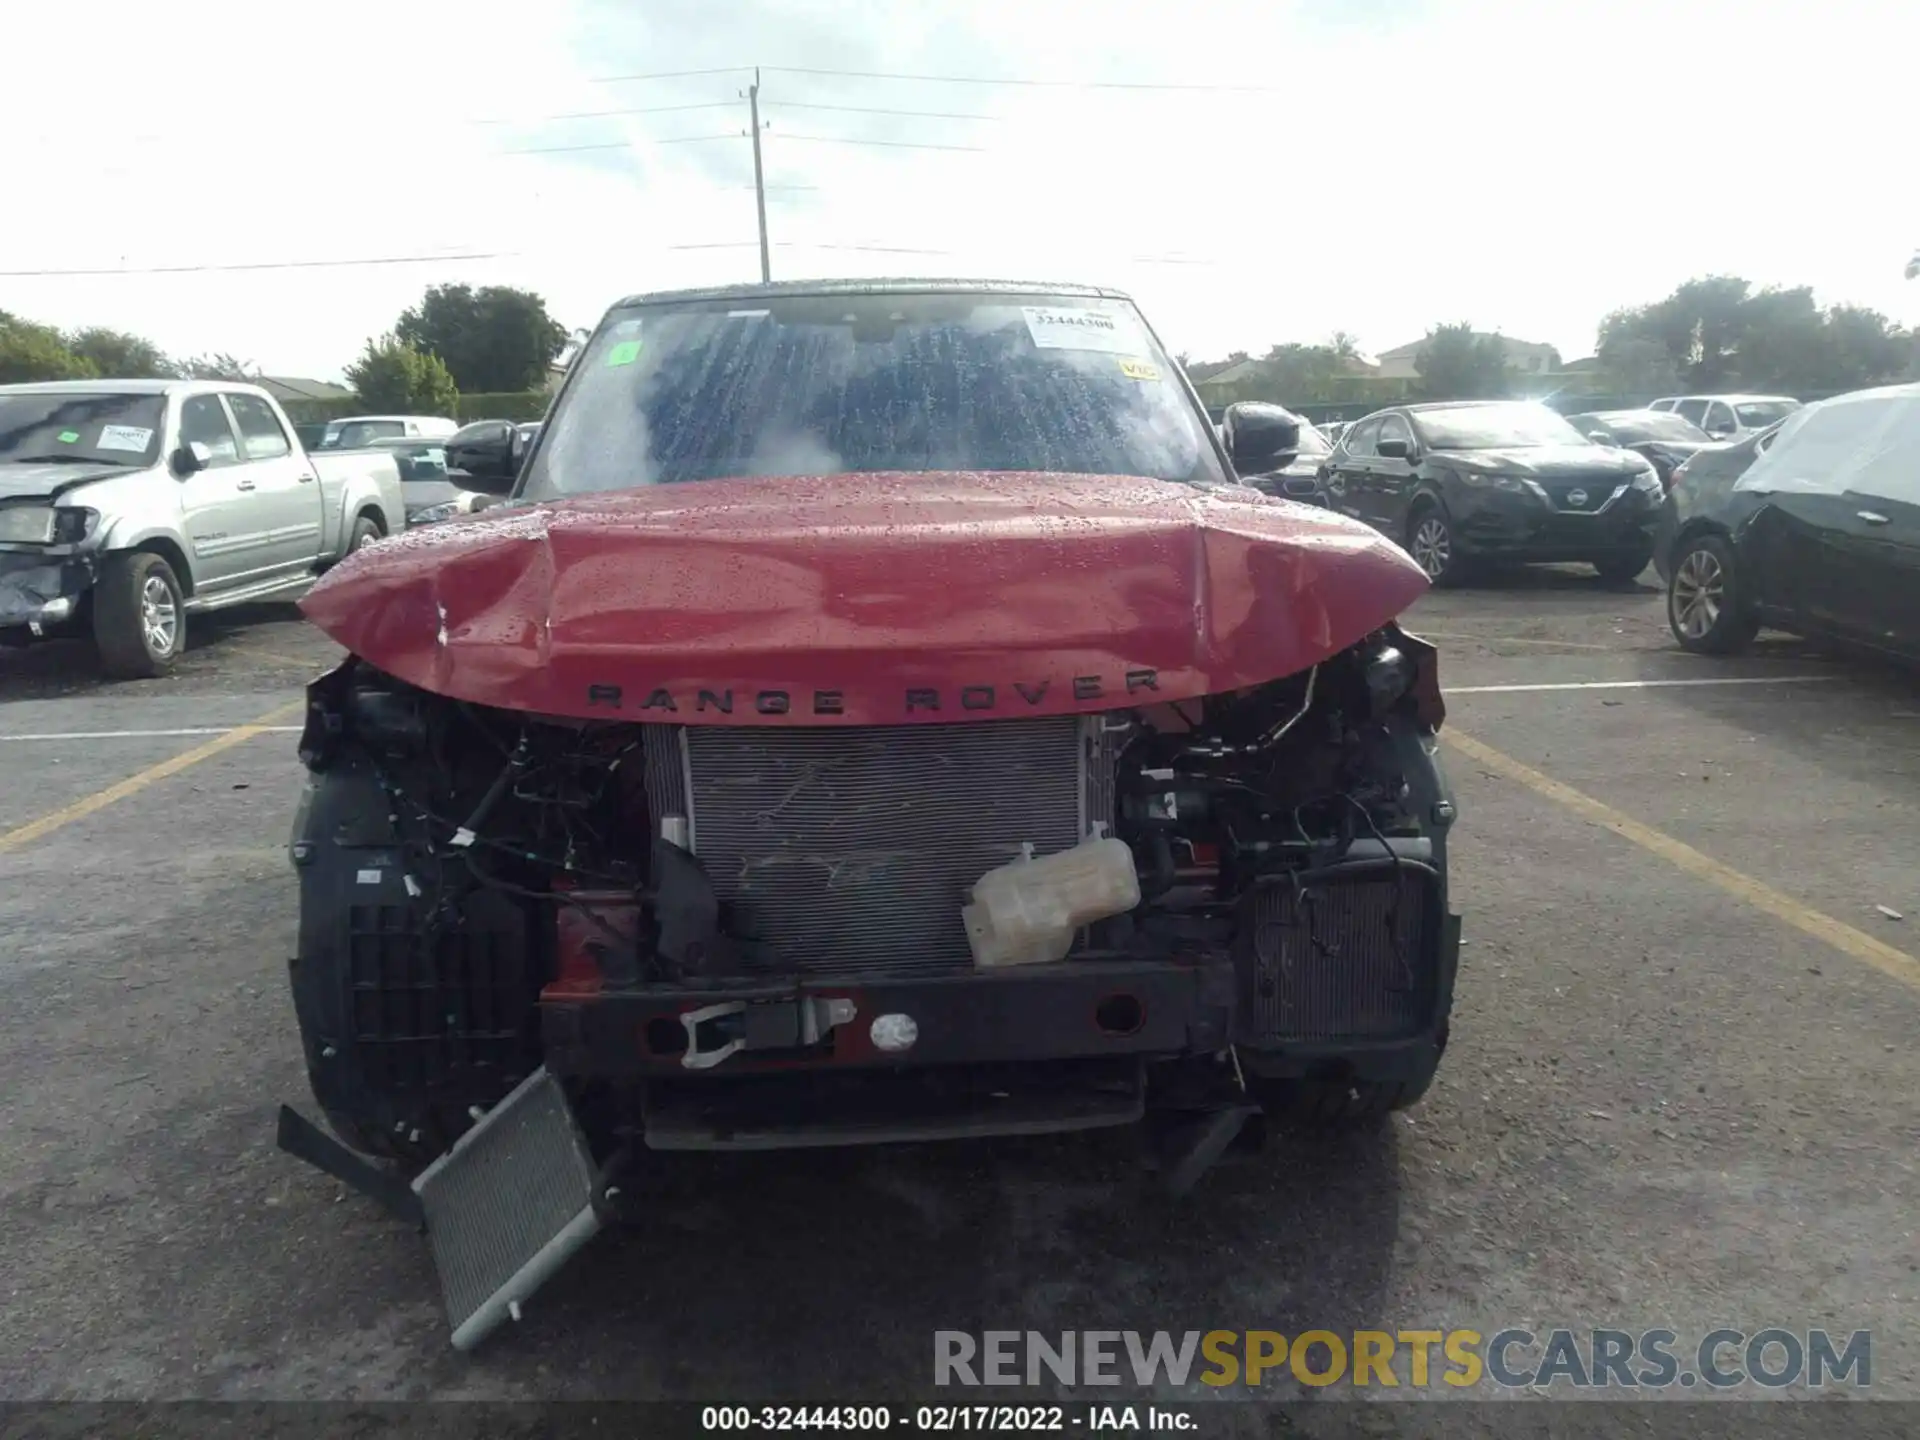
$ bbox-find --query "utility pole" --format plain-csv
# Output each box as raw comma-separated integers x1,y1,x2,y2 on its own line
747,68,771,282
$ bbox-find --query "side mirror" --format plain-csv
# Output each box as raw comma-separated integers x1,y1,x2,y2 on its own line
445,419,519,494
170,441,212,477
1222,401,1303,476
1375,437,1415,461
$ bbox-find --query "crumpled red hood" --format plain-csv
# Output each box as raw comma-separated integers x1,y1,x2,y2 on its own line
300,471,1428,725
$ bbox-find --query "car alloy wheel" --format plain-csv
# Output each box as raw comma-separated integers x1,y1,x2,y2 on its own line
1410,515,1452,579
141,573,179,657
1671,546,1724,640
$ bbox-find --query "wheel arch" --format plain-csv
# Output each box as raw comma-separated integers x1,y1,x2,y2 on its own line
1666,516,1734,575
111,534,196,598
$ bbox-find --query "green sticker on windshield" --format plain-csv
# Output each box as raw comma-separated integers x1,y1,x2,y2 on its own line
57,430,80,443
606,339,643,367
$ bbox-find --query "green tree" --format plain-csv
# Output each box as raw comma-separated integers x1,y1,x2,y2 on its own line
394,284,567,393
1326,330,1364,367
65,327,178,378
1597,275,1912,395
1596,336,1681,396
1413,323,1512,399
180,352,258,380
0,311,96,384
345,336,459,414
1259,342,1350,396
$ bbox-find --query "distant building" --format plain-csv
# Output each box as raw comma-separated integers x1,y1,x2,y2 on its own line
252,376,353,404
1373,332,1562,380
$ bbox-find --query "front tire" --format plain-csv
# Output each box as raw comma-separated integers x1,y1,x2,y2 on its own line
346,514,382,554
1667,533,1759,654
93,551,186,678
1406,502,1466,586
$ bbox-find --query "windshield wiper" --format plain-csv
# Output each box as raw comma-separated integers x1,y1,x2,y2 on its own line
2,453,138,465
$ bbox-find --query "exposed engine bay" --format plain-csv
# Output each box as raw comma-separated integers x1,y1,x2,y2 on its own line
289,623,1455,1165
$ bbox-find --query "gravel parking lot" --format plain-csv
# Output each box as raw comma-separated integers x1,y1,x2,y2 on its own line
3,568,1917,1407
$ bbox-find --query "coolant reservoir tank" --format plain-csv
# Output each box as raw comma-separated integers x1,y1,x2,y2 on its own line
962,836,1142,969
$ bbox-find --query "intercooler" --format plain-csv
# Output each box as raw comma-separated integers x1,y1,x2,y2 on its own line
641,718,1115,977
1237,862,1442,1042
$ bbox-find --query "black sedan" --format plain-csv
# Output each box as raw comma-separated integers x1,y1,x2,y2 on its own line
1320,401,1666,584
1565,408,1714,490
1656,386,1920,662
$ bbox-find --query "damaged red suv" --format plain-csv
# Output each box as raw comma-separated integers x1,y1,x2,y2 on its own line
286,281,1459,1326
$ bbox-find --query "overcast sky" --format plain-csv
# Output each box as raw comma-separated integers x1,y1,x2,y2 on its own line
5,0,1915,381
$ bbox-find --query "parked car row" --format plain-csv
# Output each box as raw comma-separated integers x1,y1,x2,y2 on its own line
0,380,405,676
0,379,545,677
1300,400,1668,584
1655,384,1919,665
1228,381,1913,669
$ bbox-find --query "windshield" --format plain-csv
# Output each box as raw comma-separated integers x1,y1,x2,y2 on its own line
328,420,406,449
1586,412,1710,444
386,444,450,482
1412,403,1588,450
1735,400,1798,428
522,292,1224,499
0,392,166,467
1293,422,1332,456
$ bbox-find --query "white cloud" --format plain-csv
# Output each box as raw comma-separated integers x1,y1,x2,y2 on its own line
3,0,1915,379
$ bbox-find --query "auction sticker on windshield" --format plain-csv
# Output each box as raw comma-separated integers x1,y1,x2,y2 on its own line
97,425,153,452
1022,306,1145,355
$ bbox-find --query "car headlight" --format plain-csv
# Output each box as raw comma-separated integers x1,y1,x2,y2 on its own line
0,507,57,543
1455,470,1528,492
408,501,463,526
1630,467,1662,494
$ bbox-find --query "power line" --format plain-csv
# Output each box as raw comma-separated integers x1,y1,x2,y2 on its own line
472,100,739,126
9,98,748,151
0,252,512,278
501,133,743,156
771,133,990,153
794,243,956,255
761,64,1284,93
589,65,753,84
770,100,1000,122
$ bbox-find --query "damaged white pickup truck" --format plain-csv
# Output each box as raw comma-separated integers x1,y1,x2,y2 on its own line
0,379,404,677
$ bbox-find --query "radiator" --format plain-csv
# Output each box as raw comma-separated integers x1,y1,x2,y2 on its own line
413,1067,602,1351
1238,863,1441,1042
646,718,1112,977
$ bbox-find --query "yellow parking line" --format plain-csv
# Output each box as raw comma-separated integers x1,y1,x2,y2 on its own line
1445,728,1920,994
0,700,304,856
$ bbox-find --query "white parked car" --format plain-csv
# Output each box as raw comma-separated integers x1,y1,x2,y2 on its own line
317,414,459,449
1647,394,1799,442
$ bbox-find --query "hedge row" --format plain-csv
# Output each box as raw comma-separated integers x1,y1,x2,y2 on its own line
279,390,551,426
